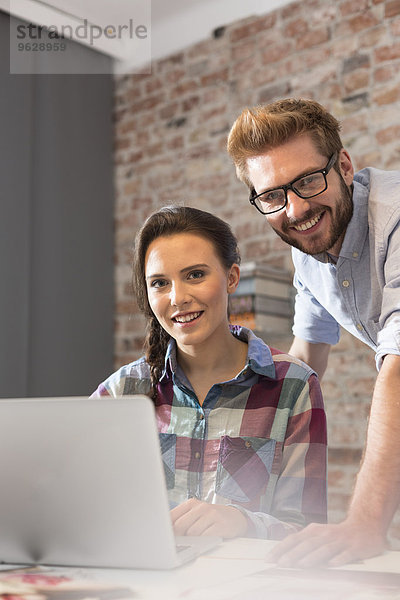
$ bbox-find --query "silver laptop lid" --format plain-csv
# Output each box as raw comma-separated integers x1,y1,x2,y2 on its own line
0,395,181,569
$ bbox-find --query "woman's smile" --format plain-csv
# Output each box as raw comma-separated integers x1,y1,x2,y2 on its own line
145,232,240,353
172,310,204,325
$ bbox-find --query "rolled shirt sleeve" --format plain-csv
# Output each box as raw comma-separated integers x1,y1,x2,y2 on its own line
375,221,400,369
292,270,341,346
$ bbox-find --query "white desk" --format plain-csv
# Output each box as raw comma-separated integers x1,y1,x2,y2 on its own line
1,539,400,600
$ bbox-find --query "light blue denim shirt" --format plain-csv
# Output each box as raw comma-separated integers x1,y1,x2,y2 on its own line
292,167,400,370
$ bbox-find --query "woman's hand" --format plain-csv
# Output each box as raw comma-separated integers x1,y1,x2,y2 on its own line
171,498,248,538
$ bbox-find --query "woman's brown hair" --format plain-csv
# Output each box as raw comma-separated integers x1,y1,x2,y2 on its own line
133,205,241,400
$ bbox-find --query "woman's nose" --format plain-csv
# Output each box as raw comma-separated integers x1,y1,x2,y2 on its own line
170,282,189,307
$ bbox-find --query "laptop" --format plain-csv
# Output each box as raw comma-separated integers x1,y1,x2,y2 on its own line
0,395,220,569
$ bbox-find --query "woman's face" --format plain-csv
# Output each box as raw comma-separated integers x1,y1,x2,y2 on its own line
144,233,240,353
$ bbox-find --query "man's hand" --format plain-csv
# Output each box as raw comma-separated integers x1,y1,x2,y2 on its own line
267,518,387,568
171,498,248,538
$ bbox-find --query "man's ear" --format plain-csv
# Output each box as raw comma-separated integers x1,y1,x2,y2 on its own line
227,264,240,294
338,148,354,186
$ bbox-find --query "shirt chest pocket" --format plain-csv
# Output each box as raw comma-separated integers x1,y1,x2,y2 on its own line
159,432,176,489
215,435,276,503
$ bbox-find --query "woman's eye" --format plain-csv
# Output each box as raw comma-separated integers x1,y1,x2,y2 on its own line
150,279,168,288
188,270,204,280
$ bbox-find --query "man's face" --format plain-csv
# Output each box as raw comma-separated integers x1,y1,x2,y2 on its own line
246,134,354,256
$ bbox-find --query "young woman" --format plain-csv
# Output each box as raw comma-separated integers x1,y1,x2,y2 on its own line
92,206,327,540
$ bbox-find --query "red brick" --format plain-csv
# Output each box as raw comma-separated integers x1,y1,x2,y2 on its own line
200,68,229,87
245,239,271,258
321,82,343,100
343,69,370,93
230,14,276,43
253,66,279,88
347,376,376,396
187,60,209,77
295,27,330,50
118,119,137,135
392,16,400,35
373,85,400,105
144,78,163,94
169,80,199,99
166,136,184,150
374,42,400,61
261,41,294,64
123,179,141,195
201,105,227,121
114,108,128,124
258,81,292,104
359,24,389,48
341,113,369,136
159,102,179,120
231,39,256,62
335,11,381,36
327,469,345,487
187,39,216,60
182,96,200,111
114,138,131,151
386,0,400,18
129,94,165,113
234,55,258,74
327,492,352,512
340,0,370,17
165,68,185,84
157,52,184,72
116,301,136,315
281,0,304,20
376,124,400,144
146,143,165,158
126,151,143,164
373,64,397,83
256,12,278,31
328,448,363,465
284,18,309,38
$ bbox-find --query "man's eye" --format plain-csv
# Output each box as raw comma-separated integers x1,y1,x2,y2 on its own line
263,190,284,204
298,174,319,188
188,270,204,280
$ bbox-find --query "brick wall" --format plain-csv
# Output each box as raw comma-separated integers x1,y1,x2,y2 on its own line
113,0,400,545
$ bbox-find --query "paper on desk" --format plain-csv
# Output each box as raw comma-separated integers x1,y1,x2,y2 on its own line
0,566,136,600
338,550,400,574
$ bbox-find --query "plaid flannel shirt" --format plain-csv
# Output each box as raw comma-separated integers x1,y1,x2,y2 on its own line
92,326,327,539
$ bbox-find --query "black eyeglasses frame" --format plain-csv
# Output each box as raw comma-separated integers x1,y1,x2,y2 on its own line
249,152,338,216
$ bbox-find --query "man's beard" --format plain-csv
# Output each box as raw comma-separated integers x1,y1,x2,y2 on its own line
271,177,353,256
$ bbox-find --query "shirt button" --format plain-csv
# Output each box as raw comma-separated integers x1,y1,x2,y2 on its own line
342,280,350,288
356,323,363,331
194,451,201,459
352,251,359,258
245,440,252,449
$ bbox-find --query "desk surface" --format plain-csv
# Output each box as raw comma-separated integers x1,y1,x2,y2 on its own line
1,539,399,600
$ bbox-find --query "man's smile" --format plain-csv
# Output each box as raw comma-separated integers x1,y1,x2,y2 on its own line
292,211,324,232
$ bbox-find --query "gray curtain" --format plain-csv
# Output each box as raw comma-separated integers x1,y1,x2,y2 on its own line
0,11,115,397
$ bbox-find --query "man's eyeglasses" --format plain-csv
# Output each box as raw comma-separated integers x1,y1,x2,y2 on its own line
249,153,338,215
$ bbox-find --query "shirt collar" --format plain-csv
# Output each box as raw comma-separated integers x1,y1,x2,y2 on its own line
312,172,369,264
159,325,276,382
159,338,177,383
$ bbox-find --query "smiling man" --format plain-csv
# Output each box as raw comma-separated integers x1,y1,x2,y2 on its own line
227,98,400,567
